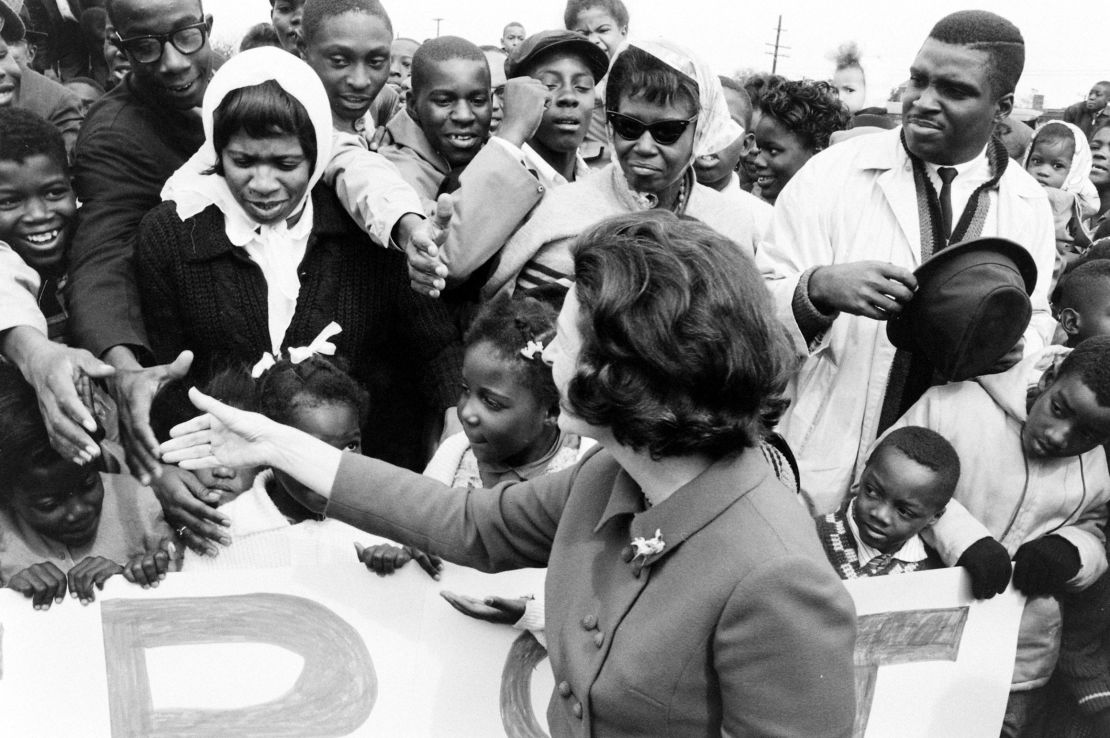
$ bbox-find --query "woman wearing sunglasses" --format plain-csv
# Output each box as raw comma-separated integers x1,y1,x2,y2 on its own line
481,39,767,299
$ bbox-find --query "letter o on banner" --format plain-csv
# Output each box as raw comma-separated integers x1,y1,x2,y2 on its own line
102,593,376,736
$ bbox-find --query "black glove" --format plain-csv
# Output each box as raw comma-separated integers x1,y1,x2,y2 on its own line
956,537,1013,599
1012,535,1081,597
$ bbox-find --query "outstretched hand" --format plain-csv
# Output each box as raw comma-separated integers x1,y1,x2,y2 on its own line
159,387,278,471
440,591,528,625
403,196,452,298
114,350,194,484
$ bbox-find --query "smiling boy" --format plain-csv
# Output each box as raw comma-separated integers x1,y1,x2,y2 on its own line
379,35,492,203
428,30,609,289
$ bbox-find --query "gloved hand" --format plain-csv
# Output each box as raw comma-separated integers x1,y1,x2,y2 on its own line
956,537,1013,599
1012,535,1081,597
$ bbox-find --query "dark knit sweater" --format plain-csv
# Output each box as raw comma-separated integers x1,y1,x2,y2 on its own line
135,185,463,470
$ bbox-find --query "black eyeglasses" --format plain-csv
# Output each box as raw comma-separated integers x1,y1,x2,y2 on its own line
606,111,698,145
112,21,209,65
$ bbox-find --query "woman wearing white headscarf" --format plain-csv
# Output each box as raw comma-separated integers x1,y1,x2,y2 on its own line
134,47,462,493
482,39,766,298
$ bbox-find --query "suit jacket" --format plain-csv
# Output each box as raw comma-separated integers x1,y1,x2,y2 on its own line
134,186,463,470
326,446,857,737
760,126,1058,513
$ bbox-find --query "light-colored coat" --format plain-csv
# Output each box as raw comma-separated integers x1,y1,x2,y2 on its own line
762,126,1058,514
326,446,857,737
885,347,1110,688
485,163,763,298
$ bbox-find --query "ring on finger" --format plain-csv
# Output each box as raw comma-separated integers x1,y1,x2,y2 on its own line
175,525,188,537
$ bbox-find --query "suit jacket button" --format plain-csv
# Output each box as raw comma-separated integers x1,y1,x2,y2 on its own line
558,680,572,697
593,632,604,648
537,185,546,193
572,702,583,719
581,614,597,630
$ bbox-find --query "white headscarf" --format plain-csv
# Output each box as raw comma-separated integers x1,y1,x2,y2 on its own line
619,39,743,159
160,47,335,354
161,47,333,226
1024,120,1100,218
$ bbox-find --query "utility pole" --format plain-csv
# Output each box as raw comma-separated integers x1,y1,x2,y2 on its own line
433,17,444,37
765,15,789,73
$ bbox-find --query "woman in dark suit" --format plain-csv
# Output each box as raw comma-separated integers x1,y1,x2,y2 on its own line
161,211,857,737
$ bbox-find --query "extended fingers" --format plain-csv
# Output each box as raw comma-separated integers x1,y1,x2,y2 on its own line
409,547,444,580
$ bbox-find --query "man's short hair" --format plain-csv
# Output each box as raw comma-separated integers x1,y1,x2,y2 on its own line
302,0,392,45
502,22,523,34
410,36,487,97
1058,260,1110,310
563,0,629,29
928,10,1024,97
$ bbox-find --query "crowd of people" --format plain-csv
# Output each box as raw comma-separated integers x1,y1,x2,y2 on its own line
3,0,1110,735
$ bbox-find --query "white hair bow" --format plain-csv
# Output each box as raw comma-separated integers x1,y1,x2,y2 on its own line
251,322,343,378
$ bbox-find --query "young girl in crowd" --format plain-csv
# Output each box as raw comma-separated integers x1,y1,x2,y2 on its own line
361,294,592,586
0,363,171,608
1024,121,1099,277
751,79,849,204
831,41,867,114
130,348,370,580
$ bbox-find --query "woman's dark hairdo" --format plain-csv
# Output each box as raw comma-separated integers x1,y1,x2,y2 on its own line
568,211,795,460
605,45,698,116
464,295,560,413
256,354,371,427
209,80,317,177
760,80,849,151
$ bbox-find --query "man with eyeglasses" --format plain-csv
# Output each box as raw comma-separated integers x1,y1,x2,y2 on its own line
65,0,221,543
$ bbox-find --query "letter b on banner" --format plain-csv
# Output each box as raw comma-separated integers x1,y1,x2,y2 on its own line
102,593,376,737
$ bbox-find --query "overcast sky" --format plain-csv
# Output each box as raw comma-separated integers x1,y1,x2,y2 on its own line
206,0,1109,109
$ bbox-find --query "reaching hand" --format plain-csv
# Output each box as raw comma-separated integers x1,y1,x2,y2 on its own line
160,387,280,472
807,261,917,320
17,337,115,465
440,591,528,625
113,350,194,484
402,201,450,298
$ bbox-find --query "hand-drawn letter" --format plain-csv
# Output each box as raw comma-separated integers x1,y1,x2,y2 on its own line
102,593,376,737
853,606,969,737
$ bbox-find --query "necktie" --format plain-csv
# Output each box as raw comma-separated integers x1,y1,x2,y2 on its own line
937,166,958,243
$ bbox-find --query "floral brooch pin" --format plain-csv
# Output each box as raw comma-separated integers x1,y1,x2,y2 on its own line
630,529,666,561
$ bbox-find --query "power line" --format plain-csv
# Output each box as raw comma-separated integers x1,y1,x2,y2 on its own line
765,15,789,74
